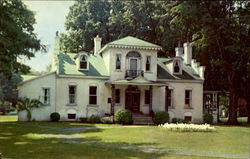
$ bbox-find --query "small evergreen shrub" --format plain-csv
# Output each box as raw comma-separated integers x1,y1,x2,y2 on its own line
50,112,60,122
101,116,113,124
79,117,88,123
203,114,214,124
88,115,101,123
114,109,132,124
172,118,188,123
153,111,169,125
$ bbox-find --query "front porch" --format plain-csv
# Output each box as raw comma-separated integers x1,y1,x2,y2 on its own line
105,76,170,122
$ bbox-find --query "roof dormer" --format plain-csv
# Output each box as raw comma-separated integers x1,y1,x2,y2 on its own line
75,52,89,71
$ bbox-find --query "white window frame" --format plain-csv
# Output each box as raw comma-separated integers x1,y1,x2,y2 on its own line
42,88,50,106
184,90,192,108
89,86,97,105
145,56,151,72
79,55,89,71
168,89,174,108
115,54,122,71
68,85,77,105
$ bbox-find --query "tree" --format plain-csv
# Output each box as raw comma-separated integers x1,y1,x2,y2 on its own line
0,0,44,78
16,97,42,121
170,1,250,124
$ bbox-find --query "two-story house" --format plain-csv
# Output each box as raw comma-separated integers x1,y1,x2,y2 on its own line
18,34,205,123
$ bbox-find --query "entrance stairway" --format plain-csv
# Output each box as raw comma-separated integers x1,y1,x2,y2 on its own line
132,113,154,125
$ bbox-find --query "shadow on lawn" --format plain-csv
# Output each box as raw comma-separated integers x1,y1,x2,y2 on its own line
0,121,165,159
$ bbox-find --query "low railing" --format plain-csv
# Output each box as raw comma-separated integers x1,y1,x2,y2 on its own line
125,70,144,79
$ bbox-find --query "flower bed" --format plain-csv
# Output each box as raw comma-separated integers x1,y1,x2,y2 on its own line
160,123,216,132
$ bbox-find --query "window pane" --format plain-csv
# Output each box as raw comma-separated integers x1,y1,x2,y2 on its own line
174,61,180,73
146,56,151,71
89,86,97,95
80,61,87,69
185,90,190,98
69,86,75,94
69,95,75,104
68,114,76,119
145,90,150,104
184,116,192,121
115,89,120,103
89,96,97,104
116,55,121,70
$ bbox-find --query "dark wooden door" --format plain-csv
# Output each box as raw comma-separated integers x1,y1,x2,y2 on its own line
125,86,140,112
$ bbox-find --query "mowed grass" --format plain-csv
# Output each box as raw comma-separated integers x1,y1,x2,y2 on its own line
0,116,249,159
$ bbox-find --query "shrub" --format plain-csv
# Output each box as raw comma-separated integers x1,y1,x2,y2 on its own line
79,117,88,123
172,118,188,123
160,123,216,132
101,116,113,124
88,115,101,123
203,114,214,124
153,111,169,125
50,112,60,122
114,109,132,124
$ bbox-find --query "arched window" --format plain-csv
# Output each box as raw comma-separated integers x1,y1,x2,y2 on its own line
80,55,87,69
116,54,121,70
174,60,180,73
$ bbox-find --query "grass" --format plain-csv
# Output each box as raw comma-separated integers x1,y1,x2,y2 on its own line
219,117,248,123
0,115,249,159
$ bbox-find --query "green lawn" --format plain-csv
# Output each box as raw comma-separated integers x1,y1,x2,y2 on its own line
0,116,249,159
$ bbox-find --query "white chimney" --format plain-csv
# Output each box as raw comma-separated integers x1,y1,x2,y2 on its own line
199,66,205,79
175,47,183,57
184,42,192,65
94,35,102,55
51,31,60,72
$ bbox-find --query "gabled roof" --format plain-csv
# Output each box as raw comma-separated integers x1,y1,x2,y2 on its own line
98,36,162,53
58,53,108,77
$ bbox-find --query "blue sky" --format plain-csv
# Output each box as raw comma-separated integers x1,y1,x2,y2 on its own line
22,0,75,71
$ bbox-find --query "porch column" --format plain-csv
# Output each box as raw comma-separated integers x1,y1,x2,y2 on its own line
149,85,153,115
165,86,169,112
111,84,115,116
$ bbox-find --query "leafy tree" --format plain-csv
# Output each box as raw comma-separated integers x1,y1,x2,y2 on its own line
170,1,250,124
0,0,44,78
16,97,42,121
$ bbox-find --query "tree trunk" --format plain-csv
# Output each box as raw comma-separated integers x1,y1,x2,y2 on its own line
227,91,239,125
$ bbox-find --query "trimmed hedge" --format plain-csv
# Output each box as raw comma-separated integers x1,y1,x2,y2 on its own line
50,112,60,122
79,117,88,123
203,114,214,124
153,111,169,125
114,109,132,124
172,118,188,123
101,116,113,124
88,115,101,123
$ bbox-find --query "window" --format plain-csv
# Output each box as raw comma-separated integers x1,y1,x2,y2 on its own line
80,55,87,69
116,54,121,70
174,60,180,73
146,56,151,71
115,89,120,104
145,90,151,104
167,89,173,108
185,90,192,108
89,86,97,104
184,116,192,121
68,114,76,119
69,86,76,104
43,88,50,105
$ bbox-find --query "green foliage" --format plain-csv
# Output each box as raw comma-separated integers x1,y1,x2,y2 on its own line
172,118,188,124
0,0,45,77
101,116,113,124
50,112,60,122
16,97,42,121
153,111,169,125
88,115,101,123
79,117,88,123
203,114,214,124
114,109,132,124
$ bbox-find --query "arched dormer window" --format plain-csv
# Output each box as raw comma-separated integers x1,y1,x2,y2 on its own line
79,55,88,70
174,60,180,74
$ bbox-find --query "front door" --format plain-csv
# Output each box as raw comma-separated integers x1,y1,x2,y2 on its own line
125,86,140,112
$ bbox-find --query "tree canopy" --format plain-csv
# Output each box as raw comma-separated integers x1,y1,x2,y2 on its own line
0,0,43,78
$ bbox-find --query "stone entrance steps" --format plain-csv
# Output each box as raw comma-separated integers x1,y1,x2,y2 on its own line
132,114,154,125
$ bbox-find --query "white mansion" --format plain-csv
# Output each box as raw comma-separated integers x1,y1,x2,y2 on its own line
18,34,206,123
